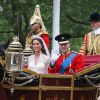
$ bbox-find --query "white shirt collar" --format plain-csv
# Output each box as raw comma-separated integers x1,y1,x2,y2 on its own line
92,27,100,36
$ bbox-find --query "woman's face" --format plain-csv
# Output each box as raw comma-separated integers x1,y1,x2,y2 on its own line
59,42,70,54
32,40,42,53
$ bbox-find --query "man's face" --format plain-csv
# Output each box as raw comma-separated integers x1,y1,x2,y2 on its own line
59,42,70,54
90,21,100,30
31,23,40,32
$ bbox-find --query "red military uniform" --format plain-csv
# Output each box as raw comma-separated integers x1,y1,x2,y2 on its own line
26,6,50,48
38,29,50,48
26,29,50,48
48,52,84,74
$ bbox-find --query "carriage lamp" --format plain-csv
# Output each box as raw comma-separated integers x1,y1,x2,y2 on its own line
21,44,33,68
5,36,23,73
5,36,23,94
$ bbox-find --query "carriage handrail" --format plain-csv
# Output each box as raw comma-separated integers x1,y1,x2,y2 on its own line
84,75,100,88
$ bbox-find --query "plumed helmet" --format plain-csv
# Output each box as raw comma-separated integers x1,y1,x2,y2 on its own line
30,15,41,25
30,5,46,30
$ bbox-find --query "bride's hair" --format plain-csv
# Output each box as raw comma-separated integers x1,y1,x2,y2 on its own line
32,37,47,55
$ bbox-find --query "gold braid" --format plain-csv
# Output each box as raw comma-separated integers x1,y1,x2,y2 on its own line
93,35,100,55
25,31,33,47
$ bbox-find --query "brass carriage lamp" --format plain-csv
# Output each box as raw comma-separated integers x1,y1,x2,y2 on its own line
5,36,23,73
4,36,23,94
21,44,33,68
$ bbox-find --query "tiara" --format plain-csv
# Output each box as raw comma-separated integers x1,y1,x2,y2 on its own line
32,35,42,39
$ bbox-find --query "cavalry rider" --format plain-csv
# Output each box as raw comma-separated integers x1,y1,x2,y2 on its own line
26,5,50,48
79,12,100,55
48,33,84,74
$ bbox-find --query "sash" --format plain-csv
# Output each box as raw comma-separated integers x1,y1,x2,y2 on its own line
59,53,77,74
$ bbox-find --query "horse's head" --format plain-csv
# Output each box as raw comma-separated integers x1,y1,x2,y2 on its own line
0,46,6,66
0,41,10,65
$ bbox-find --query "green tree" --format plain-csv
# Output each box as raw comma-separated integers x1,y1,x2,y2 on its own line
0,0,99,49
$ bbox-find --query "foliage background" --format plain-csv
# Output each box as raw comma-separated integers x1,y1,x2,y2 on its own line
0,0,100,51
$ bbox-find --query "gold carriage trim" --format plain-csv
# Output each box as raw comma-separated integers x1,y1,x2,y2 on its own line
75,63,100,77
2,74,98,100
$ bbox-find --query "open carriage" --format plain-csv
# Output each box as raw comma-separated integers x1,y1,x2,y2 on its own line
0,37,100,100
0,55,100,100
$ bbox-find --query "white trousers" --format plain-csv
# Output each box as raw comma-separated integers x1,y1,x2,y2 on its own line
98,96,100,100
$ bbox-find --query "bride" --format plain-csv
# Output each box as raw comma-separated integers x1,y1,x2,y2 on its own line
28,35,50,74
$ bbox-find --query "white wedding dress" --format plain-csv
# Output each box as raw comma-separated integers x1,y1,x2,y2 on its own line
28,52,50,74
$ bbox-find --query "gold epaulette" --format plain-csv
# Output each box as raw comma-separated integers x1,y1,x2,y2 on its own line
25,35,33,47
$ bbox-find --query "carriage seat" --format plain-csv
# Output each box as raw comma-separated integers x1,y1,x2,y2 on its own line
84,55,100,67
75,55,100,78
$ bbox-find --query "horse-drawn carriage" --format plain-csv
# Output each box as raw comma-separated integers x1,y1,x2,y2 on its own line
2,61,100,100
0,36,100,100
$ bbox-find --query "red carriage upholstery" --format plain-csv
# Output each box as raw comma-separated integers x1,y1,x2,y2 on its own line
76,55,100,77
84,55,100,67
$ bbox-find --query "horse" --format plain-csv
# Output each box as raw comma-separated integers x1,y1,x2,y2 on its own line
0,42,8,83
0,42,10,100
